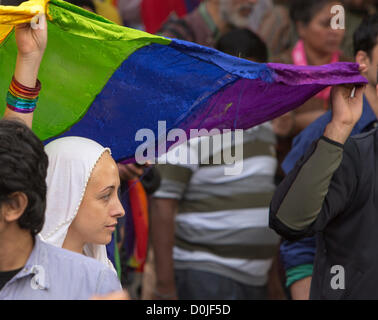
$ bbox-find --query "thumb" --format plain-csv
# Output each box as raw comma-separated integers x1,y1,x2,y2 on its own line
353,85,366,100
31,13,47,31
38,14,47,29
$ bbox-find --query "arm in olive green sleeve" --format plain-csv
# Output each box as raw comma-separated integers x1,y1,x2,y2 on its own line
275,137,344,231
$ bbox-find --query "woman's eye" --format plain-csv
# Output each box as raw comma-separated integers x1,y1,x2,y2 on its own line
102,193,111,201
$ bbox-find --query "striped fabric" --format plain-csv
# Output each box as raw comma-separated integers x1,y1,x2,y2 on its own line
154,123,280,286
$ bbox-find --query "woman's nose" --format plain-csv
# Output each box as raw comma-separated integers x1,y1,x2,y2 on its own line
112,197,125,218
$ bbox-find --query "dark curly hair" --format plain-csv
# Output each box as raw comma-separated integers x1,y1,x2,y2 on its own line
216,29,268,63
290,0,340,26
0,119,48,236
353,13,378,57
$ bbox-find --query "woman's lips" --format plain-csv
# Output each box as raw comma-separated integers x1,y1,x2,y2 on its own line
106,223,117,231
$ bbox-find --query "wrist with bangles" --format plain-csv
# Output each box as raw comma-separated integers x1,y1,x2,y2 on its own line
6,76,41,113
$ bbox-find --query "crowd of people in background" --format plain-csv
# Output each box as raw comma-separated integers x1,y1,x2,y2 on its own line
1,0,378,300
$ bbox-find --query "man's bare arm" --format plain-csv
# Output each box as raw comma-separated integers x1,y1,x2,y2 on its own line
150,197,179,300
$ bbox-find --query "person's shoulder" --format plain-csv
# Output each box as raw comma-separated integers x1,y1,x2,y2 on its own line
340,128,378,164
41,240,110,274
348,127,378,149
38,240,120,298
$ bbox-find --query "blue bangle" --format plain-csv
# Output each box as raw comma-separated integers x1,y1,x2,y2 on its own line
6,91,38,111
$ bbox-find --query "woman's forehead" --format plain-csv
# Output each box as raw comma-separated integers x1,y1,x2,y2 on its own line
89,152,119,188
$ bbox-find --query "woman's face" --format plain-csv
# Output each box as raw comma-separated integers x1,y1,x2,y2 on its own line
70,151,125,246
298,2,345,56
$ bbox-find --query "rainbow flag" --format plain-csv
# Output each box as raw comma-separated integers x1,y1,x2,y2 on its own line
0,0,367,162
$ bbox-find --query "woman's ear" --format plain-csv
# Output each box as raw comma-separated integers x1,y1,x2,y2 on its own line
2,192,28,223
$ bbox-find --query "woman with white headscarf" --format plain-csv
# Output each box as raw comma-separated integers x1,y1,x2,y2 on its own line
39,136,125,271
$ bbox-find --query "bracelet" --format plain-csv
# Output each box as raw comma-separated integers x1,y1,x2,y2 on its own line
153,289,176,299
12,76,41,93
6,76,41,114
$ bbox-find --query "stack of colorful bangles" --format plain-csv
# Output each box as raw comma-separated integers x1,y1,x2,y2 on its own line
6,76,41,113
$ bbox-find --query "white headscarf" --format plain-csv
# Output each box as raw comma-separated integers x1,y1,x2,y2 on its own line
39,136,116,272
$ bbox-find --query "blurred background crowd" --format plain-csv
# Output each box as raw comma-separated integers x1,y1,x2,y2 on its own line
38,0,378,300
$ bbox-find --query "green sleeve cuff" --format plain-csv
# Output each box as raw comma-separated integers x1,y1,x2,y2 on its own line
286,264,314,288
